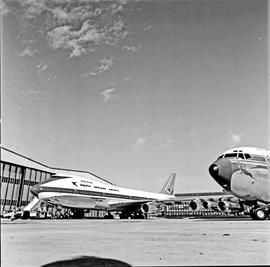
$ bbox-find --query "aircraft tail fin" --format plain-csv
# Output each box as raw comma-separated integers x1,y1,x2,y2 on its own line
159,173,176,195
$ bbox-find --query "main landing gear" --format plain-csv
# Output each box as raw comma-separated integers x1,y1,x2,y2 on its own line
250,207,269,220
104,212,114,219
119,211,145,219
119,207,147,219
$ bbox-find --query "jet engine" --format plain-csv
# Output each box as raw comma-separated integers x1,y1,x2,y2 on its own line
189,200,203,211
141,203,149,213
202,200,219,211
218,200,243,213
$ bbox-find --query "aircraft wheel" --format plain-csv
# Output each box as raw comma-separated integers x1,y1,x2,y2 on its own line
108,213,114,219
22,211,30,220
120,212,128,219
254,208,267,220
73,209,85,219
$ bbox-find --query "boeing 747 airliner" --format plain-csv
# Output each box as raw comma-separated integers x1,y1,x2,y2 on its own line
25,173,176,219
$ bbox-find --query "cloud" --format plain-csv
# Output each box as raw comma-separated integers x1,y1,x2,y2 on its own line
124,76,131,81
21,88,45,101
83,57,114,76
151,132,176,150
36,62,48,73
133,137,147,149
188,130,197,137
19,46,36,57
144,25,152,31
228,130,243,148
4,0,130,58
1,1,10,15
46,75,56,82
101,87,118,102
22,89,41,96
92,58,114,75
133,114,183,151
122,45,141,53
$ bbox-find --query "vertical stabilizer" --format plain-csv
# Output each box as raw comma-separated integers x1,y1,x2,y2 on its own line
159,173,176,195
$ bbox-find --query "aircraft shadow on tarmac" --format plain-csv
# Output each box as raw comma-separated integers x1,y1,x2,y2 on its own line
41,256,132,267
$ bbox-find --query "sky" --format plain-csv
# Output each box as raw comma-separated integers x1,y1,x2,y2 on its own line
2,0,269,193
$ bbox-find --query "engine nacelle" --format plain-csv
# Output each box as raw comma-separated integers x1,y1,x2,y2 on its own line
203,200,219,211
218,200,242,213
189,200,203,211
141,203,149,213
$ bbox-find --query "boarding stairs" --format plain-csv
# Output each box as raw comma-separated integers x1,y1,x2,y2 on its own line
22,197,42,219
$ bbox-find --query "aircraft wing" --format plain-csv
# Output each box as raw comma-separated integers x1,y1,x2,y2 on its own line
108,199,150,210
171,191,232,203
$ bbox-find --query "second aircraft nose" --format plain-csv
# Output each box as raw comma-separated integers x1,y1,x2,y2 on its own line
209,164,219,178
31,185,40,197
209,158,233,190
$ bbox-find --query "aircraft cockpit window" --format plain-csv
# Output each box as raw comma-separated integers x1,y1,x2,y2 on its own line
217,155,224,159
244,154,251,159
224,153,238,158
238,153,245,159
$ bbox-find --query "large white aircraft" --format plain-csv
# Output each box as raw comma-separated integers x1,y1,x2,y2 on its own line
209,147,270,220
25,173,176,219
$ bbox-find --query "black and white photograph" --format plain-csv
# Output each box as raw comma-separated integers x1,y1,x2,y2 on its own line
1,0,270,266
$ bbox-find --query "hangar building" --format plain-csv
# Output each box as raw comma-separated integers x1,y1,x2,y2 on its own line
0,146,108,215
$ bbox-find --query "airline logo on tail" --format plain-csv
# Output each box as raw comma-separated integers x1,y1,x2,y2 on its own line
159,173,176,195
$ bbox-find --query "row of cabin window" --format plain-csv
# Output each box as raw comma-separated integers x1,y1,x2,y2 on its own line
41,187,144,200
93,186,119,192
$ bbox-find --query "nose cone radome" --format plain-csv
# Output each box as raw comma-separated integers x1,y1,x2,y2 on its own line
31,185,40,197
209,164,219,178
209,158,232,190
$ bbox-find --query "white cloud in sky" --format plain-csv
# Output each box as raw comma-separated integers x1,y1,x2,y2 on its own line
101,87,118,102
36,63,48,73
151,132,176,150
228,130,243,148
83,57,114,77
133,114,183,151
22,89,41,97
19,46,36,57
144,25,152,31
21,88,47,101
46,76,56,82
188,130,197,137
4,0,130,58
133,137,147,149
122,45,141,53
1,1,10,15
93,58,114,75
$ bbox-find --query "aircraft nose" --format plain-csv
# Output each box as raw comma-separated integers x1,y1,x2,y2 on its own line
209,164,219,178
31,185,40,197
209,158,232,190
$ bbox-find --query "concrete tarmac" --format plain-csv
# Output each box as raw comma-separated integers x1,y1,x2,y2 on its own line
1,217,270,266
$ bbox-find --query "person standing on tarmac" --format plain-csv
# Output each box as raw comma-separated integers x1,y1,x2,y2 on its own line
10,207,17,221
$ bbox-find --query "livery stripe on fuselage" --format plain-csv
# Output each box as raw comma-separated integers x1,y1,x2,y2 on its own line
39,186,156,201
